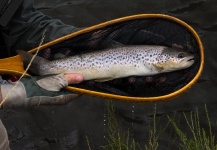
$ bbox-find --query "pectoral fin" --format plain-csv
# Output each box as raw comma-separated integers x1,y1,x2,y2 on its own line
152,64,164,72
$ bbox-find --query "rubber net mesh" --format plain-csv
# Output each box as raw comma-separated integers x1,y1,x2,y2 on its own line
37,18,200,97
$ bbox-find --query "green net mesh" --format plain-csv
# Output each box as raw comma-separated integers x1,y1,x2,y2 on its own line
37,18,200,97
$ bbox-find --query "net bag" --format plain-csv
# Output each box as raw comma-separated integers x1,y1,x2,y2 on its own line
28,14,204,102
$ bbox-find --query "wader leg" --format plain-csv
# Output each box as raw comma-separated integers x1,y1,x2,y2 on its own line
0,120,10,150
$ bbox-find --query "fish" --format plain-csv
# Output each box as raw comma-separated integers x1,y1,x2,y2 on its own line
17,45,194,82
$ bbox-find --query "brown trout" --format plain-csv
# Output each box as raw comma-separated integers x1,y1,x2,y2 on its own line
17,45,194,81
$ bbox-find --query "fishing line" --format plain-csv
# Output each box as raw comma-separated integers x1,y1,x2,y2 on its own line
0,29,47,108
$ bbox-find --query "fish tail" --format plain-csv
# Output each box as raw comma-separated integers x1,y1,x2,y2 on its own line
17,50,49,75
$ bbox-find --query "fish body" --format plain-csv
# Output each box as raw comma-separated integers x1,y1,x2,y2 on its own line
17,45,194,81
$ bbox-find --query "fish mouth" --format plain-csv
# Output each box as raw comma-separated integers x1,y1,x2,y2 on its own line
187,56,195,62
186,56,195,67
188,58,194,62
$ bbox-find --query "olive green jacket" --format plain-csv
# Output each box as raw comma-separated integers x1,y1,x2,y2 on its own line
0,0,77,57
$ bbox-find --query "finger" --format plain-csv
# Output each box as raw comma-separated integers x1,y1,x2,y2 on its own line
28,94,80,106
59,94,81,104
64,73,84,84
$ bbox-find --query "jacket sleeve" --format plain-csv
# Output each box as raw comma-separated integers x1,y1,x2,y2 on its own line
0,0,78,56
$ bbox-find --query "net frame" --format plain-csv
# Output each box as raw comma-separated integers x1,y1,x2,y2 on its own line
25,14,204,102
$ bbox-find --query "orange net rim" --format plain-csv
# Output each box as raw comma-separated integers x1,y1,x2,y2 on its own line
28,14,204,103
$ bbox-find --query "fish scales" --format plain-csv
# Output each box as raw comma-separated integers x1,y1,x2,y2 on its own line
44,46,162,79
17,45,194,81
48,46,160,70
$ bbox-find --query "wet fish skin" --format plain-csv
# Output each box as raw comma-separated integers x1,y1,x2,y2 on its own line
17,45,194,81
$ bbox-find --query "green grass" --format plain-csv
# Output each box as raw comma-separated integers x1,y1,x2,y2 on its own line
101,100,137,150
86,103,217,150
168,104,217,150
86,135,92,150
101,102,164,150
144,105,164,150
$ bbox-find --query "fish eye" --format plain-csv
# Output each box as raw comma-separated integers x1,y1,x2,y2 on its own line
177,52,185,58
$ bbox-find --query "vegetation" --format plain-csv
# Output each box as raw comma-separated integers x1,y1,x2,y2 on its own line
168,105,217,150
86,103,217,150
101,102,165,150
102,100,137,150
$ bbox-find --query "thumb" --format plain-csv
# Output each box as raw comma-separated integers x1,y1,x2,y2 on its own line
36,74,68,91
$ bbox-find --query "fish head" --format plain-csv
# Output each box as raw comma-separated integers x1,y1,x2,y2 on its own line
154,47,195,72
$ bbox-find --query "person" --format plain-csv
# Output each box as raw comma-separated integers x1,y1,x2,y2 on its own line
0,0,84,149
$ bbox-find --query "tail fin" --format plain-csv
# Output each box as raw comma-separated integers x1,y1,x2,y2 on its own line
17,50,49,75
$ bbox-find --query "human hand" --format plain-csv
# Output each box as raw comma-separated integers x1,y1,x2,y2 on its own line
0,73,83,108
